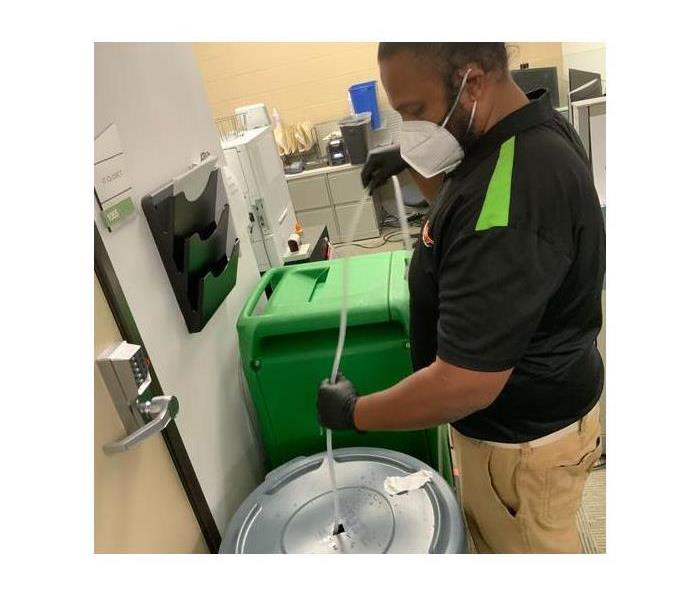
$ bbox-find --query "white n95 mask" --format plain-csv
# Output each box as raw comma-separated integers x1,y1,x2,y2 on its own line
399,69,477,179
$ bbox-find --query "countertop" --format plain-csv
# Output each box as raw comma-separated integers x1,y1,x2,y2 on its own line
284,161,361,181
282,224,327,264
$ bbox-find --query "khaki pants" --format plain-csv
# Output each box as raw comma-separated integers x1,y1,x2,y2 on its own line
451,404,602,553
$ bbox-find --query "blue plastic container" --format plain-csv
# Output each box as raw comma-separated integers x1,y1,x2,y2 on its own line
349,81,381,130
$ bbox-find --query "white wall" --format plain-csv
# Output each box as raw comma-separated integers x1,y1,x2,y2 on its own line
562,43,606,92
94,43,264,531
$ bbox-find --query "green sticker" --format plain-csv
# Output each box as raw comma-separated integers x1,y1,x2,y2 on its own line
101,196,135,229
475,136,515,232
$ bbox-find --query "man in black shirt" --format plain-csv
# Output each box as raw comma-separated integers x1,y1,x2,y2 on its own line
317,42,605,553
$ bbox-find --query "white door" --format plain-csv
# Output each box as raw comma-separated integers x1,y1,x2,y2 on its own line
94,42,266,545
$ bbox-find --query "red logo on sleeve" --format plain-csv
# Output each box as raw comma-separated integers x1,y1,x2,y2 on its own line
422,220,434,248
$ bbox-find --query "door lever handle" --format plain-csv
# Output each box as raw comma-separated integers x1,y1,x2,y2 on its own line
103,395,179,455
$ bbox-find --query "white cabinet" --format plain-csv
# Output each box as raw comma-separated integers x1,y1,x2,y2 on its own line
286,165,380,243
287,174,331,211
327,169,366,206
295,206,339,242
335,202,379,243
571,97,606,207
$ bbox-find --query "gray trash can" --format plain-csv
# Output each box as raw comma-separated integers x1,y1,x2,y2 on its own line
220,447,466,554
338,112,372,165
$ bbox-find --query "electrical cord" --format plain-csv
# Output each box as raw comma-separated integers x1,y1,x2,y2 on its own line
380,202,423,225
380,204,400,228
331,225,422,250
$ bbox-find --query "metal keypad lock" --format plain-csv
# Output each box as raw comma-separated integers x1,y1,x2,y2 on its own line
96,341,178,454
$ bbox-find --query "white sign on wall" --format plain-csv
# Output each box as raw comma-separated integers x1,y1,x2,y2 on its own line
94,123,136,229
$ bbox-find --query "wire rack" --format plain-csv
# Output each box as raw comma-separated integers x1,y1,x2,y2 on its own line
215,113,248,144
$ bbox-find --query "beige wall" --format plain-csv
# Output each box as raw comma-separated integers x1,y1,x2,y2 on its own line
507,42,563,70
507,42,566,104
193,42,565,125
562,42,606,91
94,274,207,553
194,42,383,125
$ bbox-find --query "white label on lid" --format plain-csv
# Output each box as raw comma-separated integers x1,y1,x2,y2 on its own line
383,469,432,496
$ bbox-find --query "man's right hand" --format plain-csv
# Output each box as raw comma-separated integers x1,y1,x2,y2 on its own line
317,373,361,431
361,144,407,193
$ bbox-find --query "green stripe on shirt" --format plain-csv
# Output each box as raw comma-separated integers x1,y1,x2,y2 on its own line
475,136,516,231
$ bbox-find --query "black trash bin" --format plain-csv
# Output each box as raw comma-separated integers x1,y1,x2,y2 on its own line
338,112,372,165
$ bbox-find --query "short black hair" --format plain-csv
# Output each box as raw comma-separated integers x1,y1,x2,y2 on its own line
378,42,509,92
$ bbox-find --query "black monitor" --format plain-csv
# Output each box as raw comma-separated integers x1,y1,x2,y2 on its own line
569,69,603,102
511,66,560,108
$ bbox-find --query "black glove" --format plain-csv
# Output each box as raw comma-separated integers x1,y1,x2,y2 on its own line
317,373,361,431
361,144,407,194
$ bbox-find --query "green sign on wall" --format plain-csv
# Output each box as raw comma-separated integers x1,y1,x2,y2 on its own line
101,196,135,229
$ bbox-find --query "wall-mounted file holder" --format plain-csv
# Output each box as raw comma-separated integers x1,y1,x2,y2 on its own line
142,160,240,333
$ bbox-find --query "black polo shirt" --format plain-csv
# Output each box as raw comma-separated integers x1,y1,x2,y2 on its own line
408,89,605,443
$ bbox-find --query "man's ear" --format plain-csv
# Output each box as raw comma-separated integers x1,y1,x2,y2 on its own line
456,64,486,104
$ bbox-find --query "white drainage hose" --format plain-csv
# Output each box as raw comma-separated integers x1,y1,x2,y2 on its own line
326,175,414,536
326,190,371,535
391,175,413,254
327,249,348,535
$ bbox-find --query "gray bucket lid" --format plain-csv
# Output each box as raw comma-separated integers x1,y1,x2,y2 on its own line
220,447,465,554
